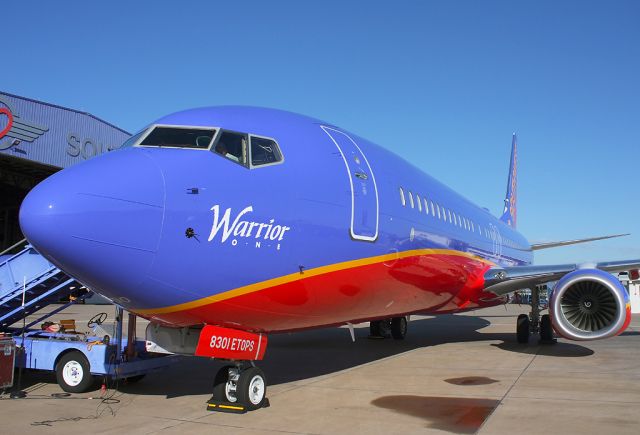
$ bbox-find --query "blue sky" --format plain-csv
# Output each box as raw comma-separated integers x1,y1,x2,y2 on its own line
2,1,639,265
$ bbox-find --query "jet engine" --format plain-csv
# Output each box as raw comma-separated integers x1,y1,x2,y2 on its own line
549,269,631,340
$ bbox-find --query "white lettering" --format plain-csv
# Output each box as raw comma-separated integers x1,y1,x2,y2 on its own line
269,225,282,241
207,204,291,248
278,226,291,241
234,221,249,237
208,205,253,243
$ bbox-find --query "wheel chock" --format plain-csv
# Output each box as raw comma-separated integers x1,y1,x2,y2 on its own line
206,397,270,413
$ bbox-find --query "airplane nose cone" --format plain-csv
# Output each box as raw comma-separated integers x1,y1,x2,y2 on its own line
19,148,165,304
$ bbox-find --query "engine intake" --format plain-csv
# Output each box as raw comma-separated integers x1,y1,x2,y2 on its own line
550,269,630,340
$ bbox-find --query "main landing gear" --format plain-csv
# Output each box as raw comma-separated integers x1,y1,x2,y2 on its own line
516,285,556,345
369,316,408,340
208,362,270,413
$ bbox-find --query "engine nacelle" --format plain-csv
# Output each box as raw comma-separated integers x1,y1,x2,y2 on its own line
549,269,631,340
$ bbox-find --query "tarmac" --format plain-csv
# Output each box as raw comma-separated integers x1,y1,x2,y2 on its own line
2,303,640,434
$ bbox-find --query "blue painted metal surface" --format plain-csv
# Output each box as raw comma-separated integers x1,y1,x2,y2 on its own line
18,106,533,316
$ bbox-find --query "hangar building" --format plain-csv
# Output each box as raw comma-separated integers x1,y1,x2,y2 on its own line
0,91,130,252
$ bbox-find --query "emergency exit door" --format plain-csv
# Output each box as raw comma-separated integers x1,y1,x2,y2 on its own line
321,126,379,242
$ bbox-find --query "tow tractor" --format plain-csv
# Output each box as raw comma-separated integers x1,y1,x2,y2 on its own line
1,242,178,394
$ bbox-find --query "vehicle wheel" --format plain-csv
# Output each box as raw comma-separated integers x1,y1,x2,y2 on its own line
540,314,553,342
55,351,95,393
517,314,530,344
236,367,267,411
212,365,237,402
391,317,408,340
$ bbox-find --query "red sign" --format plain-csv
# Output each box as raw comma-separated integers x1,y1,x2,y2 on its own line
195,325,267,360
0,107,13,140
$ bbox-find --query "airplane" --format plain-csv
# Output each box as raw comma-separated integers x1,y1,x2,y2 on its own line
18,106,639,412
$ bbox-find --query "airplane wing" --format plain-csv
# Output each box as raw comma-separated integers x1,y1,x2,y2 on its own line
530,233,629,250
483,259,640,296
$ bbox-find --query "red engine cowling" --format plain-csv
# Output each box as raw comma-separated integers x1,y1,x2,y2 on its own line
549,269,631,340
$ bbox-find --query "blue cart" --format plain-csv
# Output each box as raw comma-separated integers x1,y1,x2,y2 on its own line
2,242,178,393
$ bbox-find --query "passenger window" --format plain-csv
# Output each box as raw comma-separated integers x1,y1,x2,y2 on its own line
409,192,415,209
447,210,452,223
436,204,441,219
213,131,248,165
424,198,429,215
416,194,422,212
250,136,283,166
399,187,406,206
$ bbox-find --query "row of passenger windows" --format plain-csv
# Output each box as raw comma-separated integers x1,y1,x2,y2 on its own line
128,125,283,169
399,186,480,233
398,186,520,249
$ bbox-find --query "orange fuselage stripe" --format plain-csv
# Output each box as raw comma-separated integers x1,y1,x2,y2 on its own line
134,248,495,316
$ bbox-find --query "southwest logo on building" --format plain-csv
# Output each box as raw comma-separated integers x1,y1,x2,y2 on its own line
0,96,49,151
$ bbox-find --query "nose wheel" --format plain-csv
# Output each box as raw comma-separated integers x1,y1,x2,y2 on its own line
209,363,269,413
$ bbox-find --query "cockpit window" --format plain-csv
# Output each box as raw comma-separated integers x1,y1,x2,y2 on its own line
250,136,282,166
139,126,216,149
120,127,149,148
213,131,248,165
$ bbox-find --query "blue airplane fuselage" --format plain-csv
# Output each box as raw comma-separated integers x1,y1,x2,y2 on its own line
19,107,532,332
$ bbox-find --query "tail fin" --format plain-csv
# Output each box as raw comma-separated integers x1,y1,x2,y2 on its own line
500,133,517,228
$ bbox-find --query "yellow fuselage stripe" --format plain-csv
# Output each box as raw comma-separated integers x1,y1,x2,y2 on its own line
135,248,494,315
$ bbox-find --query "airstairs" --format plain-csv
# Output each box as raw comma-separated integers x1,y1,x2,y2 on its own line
0,240,80,331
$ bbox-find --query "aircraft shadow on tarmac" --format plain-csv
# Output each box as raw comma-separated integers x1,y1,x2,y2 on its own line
116,314,594,398
371,395,499,434
16,314,595,398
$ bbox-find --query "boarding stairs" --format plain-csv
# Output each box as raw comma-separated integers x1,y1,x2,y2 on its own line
0,240,80,331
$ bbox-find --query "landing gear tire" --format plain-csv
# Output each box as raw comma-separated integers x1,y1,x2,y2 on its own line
517,314,530,344
540,314,554,342
236,367,267,411
390,317,407,340
55,351,95,393
212,365,267,411
212,365,236,402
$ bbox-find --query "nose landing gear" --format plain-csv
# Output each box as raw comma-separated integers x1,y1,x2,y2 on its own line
208,362,270,413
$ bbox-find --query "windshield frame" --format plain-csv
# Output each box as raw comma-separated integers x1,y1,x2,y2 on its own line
133,124,220,150
248,133,285,169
